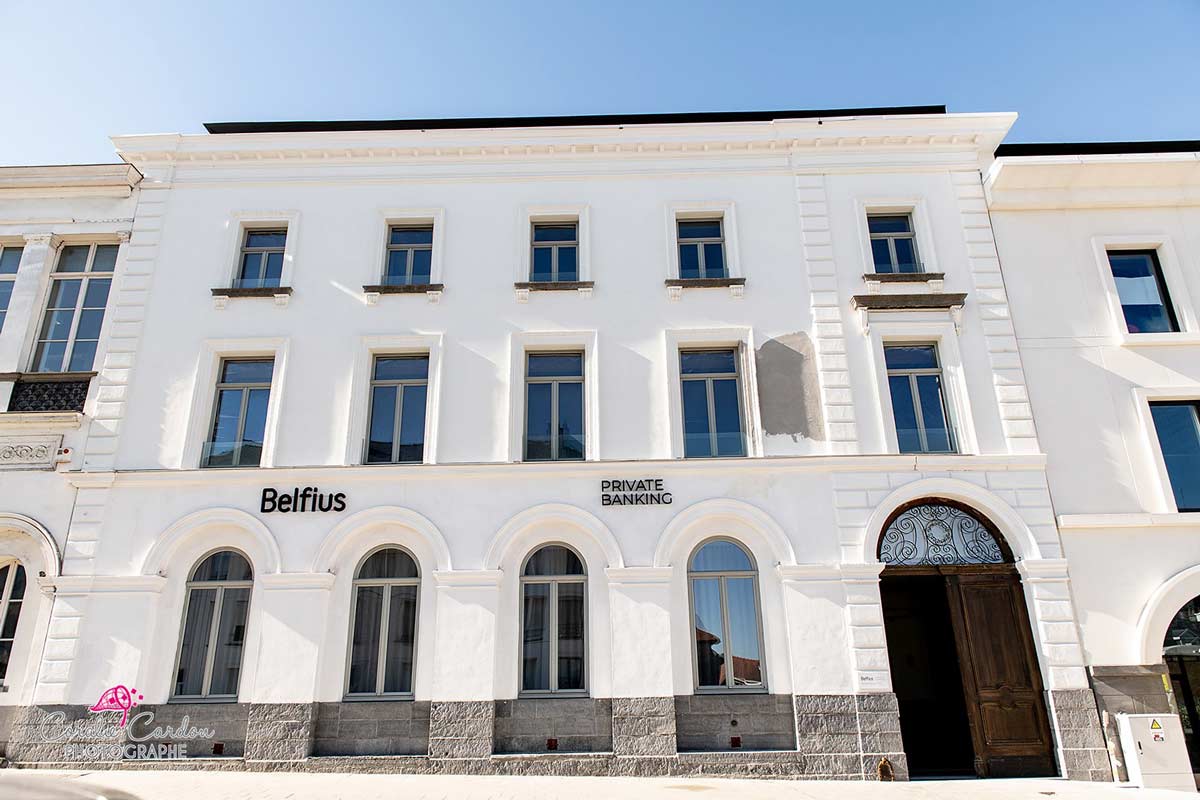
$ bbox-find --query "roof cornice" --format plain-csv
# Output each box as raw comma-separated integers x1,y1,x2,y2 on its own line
0,163,142,198
985,151,1200,210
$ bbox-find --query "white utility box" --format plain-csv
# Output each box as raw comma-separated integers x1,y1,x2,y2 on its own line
1116,712,1196,791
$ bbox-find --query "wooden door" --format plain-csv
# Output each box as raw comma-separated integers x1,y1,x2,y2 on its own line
946,570,1056,778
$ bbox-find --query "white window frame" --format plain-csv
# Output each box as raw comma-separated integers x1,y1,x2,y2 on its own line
687,537,768,693
181,337,289,469
518,543,588,697
0,241,23,335
516,204,591,284
865,319,979,456
218,211,300,290
169,548,254,702
507,331,598,462
522,350,586,462
853,197,939,277
344,333,443,466
0,558,27,685
29,239,121,374
343,545,421,699
665,201,742,280
370,207,446,287
1091,234,1199,346
664,328,763,459
1132,386,1200,514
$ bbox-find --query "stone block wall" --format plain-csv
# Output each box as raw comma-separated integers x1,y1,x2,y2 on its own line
137,702,251,758
675,693,796,752
313,700,430,756
793,694,908,780
244,703,316,761
493,697,611,754
428,700,493,758
611,696,676,757
1090,665,1174,781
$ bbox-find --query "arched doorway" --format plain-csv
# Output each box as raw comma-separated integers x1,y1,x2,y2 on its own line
878,499,1055,778
1164,596,1200,770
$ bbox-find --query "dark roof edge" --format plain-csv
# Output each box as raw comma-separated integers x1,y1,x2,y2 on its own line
996,141,1200,157
203,105,947,135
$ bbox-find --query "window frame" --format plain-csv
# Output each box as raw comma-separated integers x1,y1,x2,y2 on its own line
516,205,591,286
30,241,118,374
235,228,288,289
664,328,762,459
363,354,430,465
882,342,958,454
169,549,254,702
382,224,436,287
518,543,588,697
686,537,767,694
220,211,300,291
0,243,23,335
676,218,727,279
0,559,27,684
507,331,598,462
523,351,586,462
202,358,276,469
1104,248,1180,335
678,348,747,460
529,222,580,283
665,202,742,281
1091,235,1199,346
866,213,921,274
343,545,421,700
1134,387,1200,514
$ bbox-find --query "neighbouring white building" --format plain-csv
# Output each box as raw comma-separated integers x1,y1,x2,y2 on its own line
0,106,1126,781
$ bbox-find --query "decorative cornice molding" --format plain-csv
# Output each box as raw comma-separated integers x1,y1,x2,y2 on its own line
1057,512,1200,529
604,567,673,585
0,412,82,432
259,573,337,591
433,569,503,588
47,575,167,595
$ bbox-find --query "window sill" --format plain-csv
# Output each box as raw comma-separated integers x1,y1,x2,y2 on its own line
167,696,240,704
666,277,745,301
211,286,293,309
693,686,769,695
517,691,591,700
851,292,967,334
342,693,416,702
363,283,444,305
862,272,945,294
514,281,594,302
1119,332,1200,347
0,410,83,431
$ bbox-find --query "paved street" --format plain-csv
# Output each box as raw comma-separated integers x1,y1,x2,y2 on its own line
0,771,1194,800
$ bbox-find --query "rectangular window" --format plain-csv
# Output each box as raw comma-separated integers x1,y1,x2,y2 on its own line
384,226,434,286
884,344,955,453
1107,250,1179,334
1150,401,1200,512
0,245,22,333
524,352,585,461
365,355,429,464
680,349,744,458
530,223,578,282
868,214,920,274
677,219,726,279
236,229,287,289
203,359,274,468
31,243,116,373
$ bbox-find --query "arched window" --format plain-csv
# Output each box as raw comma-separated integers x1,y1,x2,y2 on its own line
878,501,1009,566
688,539,764,690
520,545,586,694
0,560,27,682
347,547,420,696
172,550,253,699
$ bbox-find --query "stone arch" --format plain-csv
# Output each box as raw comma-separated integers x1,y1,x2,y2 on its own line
0,512,61,578
1137,564,1200,665
485,503,623,571
654,498,795,569
139,507,282,577
312,505,452,574
860,478,1043,565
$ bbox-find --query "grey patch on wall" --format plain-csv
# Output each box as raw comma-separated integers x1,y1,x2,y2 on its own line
755,333,825,442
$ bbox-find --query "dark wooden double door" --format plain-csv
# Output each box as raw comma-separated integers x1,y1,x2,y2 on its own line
881,566,1056,778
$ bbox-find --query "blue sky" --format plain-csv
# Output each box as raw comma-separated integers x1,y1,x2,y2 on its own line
0,0,1196,166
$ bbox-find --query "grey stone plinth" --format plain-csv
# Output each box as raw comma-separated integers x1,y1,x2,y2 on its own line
313,700,430,756
611,696,676,757
428,701,494,759
675,693,796,752
791,694,907,780
244,703,315,761
5,705,125,763
493,697,612,754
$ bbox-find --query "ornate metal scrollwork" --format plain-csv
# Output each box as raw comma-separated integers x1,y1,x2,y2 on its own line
879,502,1006,566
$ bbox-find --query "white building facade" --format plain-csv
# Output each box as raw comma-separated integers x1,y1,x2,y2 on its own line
0,108,1112,780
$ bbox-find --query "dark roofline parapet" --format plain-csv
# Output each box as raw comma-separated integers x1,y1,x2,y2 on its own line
995,141,1200,158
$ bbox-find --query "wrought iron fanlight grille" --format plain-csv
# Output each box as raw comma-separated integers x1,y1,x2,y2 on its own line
879,502,1006,566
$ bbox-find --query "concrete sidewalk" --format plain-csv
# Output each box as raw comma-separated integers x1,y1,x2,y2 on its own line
0,771,1192,800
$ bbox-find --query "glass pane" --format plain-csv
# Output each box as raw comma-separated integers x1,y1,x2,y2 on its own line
916,374,953,452
74,308,105,340
208,587,250,696
557,381,584,460
411,249,432,283
0,566,9,595
38,308,76,343
57,245,89,273
240,388,270,466
32,341,67,373
1152,404,1200,511
366,385,397,463
884,345,938,370
206,389,244,467
868,215,912,234
374,356,428,381
524,545,584,577
691,540,753,572
1108,252,1176,333
0,247,23,274
66,340,98,372
358,548,418,580
702,243,726,278
870,239,894,273
557,582,585,691
348,585,383,694
238,252,263,284
678,220,722,240
1,598,21,639
712,378,744,456
556,246,578,281
390,227,433,246
681,350,736,375
46,278,81,310
532,224,576,243
174,587,216,696
679,243,701,279
263,252,284,285
192,551,253,582
385,250,408,283
528,353,582,378
245,230,287,248
531,247,553,282
521,583,550,691
893,237,918,273
525,382,553,460
889,375,922,453
398,384,427,463
692,578,725,687
91,245,119,272
221,359,274,384
725,577,763,688
682,379,713,458
0,642,10,681
11,565,25,600
0,282,12,314
83,277,111,308
383,585,418,693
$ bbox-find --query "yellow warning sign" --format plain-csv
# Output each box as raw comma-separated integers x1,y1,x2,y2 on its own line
1151,719,1163,730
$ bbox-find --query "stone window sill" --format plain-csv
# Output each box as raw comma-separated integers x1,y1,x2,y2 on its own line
862,272,945,294
211,286,293,309
666,277,745,301
851,293,968,334
363,283,444,305
514,281,594,302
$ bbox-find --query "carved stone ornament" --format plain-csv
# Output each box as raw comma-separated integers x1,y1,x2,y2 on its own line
879,502,1006,566
0,435,62,470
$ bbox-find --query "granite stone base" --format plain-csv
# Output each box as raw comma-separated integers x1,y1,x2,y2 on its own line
1047,688,1112,782
313,700,430,756
612,696,676,757
1089,665,1173,781
493,697,612,754
793,693,908,781
0,704,15,758
675,693,796,752
244,703,316,761
427,700,493,758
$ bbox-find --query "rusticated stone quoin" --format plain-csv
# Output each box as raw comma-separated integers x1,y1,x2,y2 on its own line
1050,686,1114,782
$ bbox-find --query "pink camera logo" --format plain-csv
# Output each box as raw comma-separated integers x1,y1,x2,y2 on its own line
88,684,145,728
